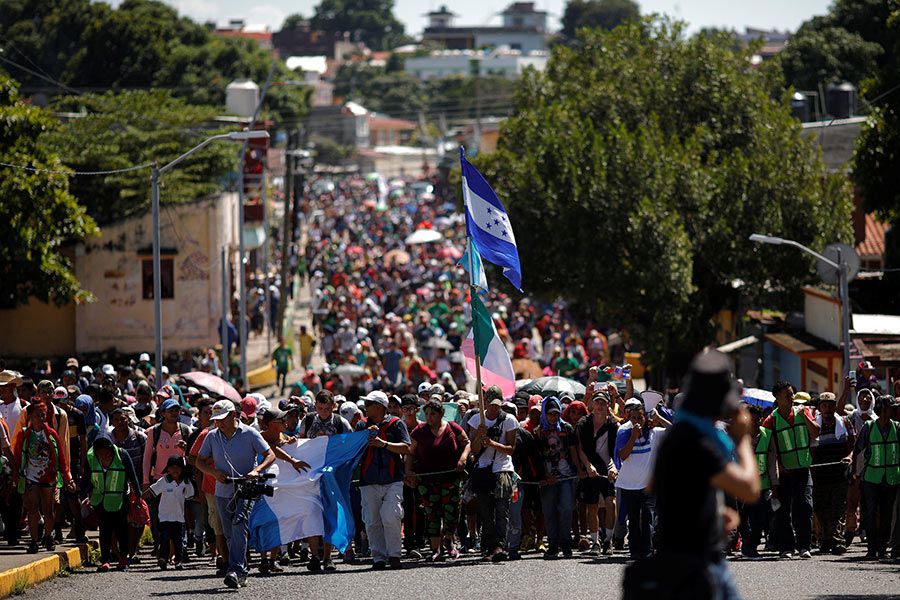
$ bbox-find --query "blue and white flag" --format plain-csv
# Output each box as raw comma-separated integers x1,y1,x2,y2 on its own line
460,148,522,290
458,242,489,292
249,431,369,553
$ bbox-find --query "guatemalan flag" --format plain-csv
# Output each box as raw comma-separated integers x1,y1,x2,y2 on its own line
461,293,517,398
460,148,522,291
249,431,369,553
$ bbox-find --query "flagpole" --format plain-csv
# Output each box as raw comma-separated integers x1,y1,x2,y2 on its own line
462,147,486,425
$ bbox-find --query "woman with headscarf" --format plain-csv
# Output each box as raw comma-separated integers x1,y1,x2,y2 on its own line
75,394,98,444
534,396,580,558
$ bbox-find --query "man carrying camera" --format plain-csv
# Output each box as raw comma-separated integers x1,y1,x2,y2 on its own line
196,400,275,589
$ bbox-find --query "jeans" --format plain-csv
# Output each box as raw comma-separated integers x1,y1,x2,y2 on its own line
539,479,575,552
158,521,185,562
360,482,404,563
861,481,898,555
738,496,769,554
96,505,129,564
774,469,812,552
507,480,525,552
477,472,513,553
812,478,848,550
620,488,654,559
188,498,207,546
216,495,250,578
708,560,743,600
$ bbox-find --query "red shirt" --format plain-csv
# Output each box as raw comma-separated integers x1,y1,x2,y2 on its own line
410,421,465,474
189,429,216,495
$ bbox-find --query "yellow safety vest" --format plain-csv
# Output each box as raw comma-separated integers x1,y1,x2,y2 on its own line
87,446,127,512
773,408,812,470
863,420,900,486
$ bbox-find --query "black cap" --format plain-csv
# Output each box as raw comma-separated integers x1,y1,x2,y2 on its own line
680,350,740,419
261,407,286,421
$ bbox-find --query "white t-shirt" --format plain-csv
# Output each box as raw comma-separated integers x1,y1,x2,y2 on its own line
150,475,195,523
0,399,23,435
615,423,665,491
467,412,517,473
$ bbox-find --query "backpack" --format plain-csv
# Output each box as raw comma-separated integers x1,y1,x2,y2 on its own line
302,413,346,437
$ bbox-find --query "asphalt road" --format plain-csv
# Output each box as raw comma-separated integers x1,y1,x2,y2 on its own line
28,544,899,600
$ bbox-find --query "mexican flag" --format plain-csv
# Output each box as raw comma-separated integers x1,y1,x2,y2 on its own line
461,293,516,398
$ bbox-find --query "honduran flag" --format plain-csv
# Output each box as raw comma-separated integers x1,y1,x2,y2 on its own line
461,292,516,398
249,431,369,553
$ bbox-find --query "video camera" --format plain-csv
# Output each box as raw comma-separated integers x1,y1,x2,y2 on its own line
227,473,276,500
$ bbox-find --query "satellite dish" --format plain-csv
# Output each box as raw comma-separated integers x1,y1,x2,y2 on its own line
816,242,860,285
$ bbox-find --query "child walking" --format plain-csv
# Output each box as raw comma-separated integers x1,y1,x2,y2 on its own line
148,455,194,570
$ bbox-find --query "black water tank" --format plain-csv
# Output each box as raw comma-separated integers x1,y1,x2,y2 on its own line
791,91,810,122
827,82,856,119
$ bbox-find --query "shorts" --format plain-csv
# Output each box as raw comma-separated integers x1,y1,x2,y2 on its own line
206,494,223,535
577,476,615,505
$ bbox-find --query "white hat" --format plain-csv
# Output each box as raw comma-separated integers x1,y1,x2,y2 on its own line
339,401,361,422
161,365,169,374
139,353,150,362
101,364,115,376
624,398,643,410
417,381,432,394
210,399,236,420
361,391,389,407
81,366,93,375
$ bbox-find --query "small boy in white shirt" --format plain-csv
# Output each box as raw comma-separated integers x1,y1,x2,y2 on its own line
148,456,194,570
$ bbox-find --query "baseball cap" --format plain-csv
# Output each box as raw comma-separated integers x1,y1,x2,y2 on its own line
161,365,169,375
62,370,76,379
624,398,643,410
139,353,150,362
545,399,561,414
240,397,258,417
528,395,543,410
859,360,874,370
52,386,68,400
339,401,361,422
81,366,93,375
489,397,503,406
818,392,837,403
793,391,812,404
155,388,172,400
417,382,432,394
119,406,140,424
261,407,286,422
210,399,236,420
101,364,115,376
65,358,79,368
362,391,389,407
159,398,180,412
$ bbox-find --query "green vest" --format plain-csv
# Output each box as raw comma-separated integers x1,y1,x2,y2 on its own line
755,428,772,491
17,428,63,494
773,408,812,470
87,446,127,511
863,420,900,486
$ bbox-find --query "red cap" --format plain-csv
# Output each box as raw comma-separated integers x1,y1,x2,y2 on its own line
528,395,543,409
240,397,258,417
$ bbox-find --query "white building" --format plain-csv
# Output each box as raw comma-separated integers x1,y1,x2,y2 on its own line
422,2,550,54
405,48,548,80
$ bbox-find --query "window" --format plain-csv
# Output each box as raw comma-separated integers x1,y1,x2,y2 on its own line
142,257,174,300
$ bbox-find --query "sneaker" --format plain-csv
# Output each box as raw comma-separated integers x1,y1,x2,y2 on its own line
270,561,284,573
299,548,310,563
448,545,460,560
372,560,387,570
27,541,39,554
740,551,762,560
116,559,129,571
43,535,55,551
130,554,142,565
224,572,239,589
798,549,812,559
507,550,521,561
307,555,322,573
864,550,878,560
259,559,271,574
97,562,110,572
323,557,336,572
491,550,508,563
779,551,794,560
174,563,183,571
577,537,591,551
388,557,402,570
543,547,559,560
278,555,291,566
601,540,612,555
237,575,248,587
844,531,855,546
585,543,601,557
612,537,625,551
831,545,847,555
215,556,227,576
561,548,573,559
407,549,422,560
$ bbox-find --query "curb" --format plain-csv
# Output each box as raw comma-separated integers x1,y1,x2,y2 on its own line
0,541,97,598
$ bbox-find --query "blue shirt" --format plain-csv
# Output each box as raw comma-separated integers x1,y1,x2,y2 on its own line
198,424,271,498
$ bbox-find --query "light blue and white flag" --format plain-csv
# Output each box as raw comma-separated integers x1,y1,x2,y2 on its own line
460,147,522,290
249,431,369,553
458,242,489,292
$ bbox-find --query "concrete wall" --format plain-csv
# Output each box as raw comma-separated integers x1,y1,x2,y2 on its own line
0,299,76,358
804,287,842,347
74,193,238,355
763,341,802,390
475,31,547,53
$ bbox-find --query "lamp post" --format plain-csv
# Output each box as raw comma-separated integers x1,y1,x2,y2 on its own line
749,234,853,403
151,130,270,390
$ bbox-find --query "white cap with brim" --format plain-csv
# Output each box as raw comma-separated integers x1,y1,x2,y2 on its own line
139,353,150,362
210,399,236,420
361,391,389,407
101,364,115,376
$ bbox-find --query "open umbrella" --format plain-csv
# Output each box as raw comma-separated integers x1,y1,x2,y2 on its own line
518,376,586,399
741,388,775,409
421,337,454,350
405,229,443,245
334,363,367,377
179,372,242,404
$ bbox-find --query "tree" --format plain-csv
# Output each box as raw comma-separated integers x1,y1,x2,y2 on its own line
333,62,425,116
282,13,307,30
779,18,882,90
39,91,235,225
0,72,97,307
310,0,407,51
0,0,307,122
560,0,640,40
475,20,852,377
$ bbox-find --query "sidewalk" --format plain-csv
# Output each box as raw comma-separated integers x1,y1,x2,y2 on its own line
0,532,98,598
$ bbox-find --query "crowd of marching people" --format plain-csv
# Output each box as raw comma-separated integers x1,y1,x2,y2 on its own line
0,172,897,594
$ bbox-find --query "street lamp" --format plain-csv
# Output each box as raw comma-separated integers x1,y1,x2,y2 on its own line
150,130,270,389
749,233,853,401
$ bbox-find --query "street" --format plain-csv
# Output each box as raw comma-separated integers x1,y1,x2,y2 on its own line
29,545,900,599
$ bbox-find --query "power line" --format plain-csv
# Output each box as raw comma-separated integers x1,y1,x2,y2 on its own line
0,160,152,176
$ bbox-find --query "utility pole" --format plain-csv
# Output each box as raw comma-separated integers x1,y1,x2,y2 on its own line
276,130,295,338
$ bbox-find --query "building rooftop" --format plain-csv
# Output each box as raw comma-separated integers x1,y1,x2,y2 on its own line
856,213,888,259
852,314,900,336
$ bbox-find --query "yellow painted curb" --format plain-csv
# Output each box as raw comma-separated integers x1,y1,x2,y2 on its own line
248,363,276,389
0,542,96,598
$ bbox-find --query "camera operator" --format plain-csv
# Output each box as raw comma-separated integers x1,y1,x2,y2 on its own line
196,400,274,589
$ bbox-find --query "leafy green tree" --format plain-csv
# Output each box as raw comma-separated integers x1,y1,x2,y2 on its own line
310,0,407,51
334,62,425,116
0,73,97,307
0,0,307,121
476,20,852,376
560,0,640,40
39,91,235,225
779,18,882,90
